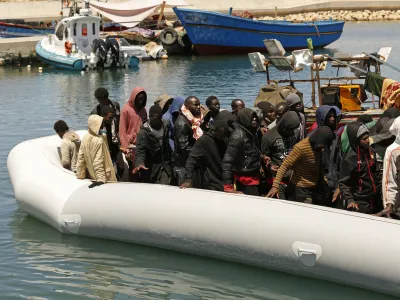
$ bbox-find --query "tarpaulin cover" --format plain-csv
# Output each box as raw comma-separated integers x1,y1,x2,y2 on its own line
90,0,189,28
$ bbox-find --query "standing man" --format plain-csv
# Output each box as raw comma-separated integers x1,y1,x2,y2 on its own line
339,122,378,214
181,118,230,191
134,105,173,184
206,95,221,123
222,108,262,195
231,99,245,116
76,115,117,187
286,93,306,140
91,87,120,127
274,102,289,123
173,96,203,185
267,126,334,204
53,120,81,172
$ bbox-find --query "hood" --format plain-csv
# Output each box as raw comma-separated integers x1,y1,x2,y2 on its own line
277,111,300,135
170,96,185,114
154,94,173,110
88,115,103,136
347,121,369,151
390,117,400,144
383,107,400,119
237,108,257,130
309,126,334,149
63,131,81,144
128,87,146,109
316,105,336,127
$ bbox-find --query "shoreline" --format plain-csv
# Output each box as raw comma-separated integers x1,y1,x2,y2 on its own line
256,9,400,22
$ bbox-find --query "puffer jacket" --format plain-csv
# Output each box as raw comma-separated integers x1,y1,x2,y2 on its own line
173,112,196,167
76,115,117,183
222,108,262,185
60,131,81,172
135,120,173,183
339,122,378,213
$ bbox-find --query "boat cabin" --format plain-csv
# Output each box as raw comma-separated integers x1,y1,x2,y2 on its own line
51,14,101,55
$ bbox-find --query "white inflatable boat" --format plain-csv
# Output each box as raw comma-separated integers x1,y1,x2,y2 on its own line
7,131,400,297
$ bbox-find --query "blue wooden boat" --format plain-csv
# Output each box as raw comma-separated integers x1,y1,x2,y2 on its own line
173,8,345,55
0,22,54,38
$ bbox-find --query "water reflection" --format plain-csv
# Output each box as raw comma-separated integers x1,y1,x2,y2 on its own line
9,213,398,300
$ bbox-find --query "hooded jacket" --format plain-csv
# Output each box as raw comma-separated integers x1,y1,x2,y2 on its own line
185,130,227,191
382,117,400,208
60,131,81,172
76,115,117,183
119,87,148,148
222,108,261,185
163,96,185,151
339,122,378,213
261,111,299,166
135,119,172,183
173,110,197,168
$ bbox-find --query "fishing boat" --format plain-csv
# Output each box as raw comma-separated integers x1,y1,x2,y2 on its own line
0,22,54,38
248,39,398,126
36,1,140,71
172,7,345,56
7,131,400,298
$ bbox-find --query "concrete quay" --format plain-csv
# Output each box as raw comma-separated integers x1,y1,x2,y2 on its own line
0,36,42,63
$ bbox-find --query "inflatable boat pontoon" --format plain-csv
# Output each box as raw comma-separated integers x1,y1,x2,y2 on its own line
7,131,400,297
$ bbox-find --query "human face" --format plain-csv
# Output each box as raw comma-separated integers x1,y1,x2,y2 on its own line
251,115,259,132
265,110,276,122
359,133,370,150
96,96,108,106
294,103,302,112
275,109,286,122
186,98,201,117
149,112,162,130
135,92,147,110
209,99,220,117
325,111,336,128
231,101,245,116
103,112,114,124
214,126,228,142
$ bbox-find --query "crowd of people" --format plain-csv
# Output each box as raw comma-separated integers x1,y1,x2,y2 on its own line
53,86,400,218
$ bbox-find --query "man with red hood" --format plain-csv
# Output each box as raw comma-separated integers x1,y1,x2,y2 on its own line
119,87,148,155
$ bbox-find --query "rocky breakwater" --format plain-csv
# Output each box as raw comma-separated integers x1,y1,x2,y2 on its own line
257,10,400,22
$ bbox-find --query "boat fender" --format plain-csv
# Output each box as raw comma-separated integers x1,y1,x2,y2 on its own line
292,241,322,267
160,28,178,46
60,214,81,234
65,41,73,54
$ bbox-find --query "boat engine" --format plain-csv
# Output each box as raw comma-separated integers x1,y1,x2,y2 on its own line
92,39,108,60
105,38,121,67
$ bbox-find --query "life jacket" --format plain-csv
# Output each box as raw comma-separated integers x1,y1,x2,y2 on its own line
65,41,72,54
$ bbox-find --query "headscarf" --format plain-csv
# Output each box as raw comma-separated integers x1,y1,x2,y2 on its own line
119,87,148,148
181,104,204,140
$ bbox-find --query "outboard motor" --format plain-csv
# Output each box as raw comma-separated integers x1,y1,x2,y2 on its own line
92,39,108,60
105,38,121,67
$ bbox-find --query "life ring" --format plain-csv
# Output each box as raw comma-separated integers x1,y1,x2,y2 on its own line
63,0,70,6
159,28,177,46
65,41,72,54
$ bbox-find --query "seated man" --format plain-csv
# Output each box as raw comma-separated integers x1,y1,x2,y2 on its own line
53,120,81,172
76,115,117,187
133,105,173,184
100,105,120,162
180,118,231,191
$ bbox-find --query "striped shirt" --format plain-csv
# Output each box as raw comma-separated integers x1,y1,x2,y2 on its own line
273,137,323,189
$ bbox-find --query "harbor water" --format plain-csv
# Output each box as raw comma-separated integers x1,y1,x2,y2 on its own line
0,22,399,299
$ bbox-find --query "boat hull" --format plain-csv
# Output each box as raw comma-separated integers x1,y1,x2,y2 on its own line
0,22,54,38
7,131,400,298
35,41,84,71
173,8,344,55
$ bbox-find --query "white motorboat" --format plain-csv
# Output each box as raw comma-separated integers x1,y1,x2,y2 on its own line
35,1,139,71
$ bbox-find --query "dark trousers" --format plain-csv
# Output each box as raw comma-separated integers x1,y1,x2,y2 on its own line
236,181,260,196
288,184,313,204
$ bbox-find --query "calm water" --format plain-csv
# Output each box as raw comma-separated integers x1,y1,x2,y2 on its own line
1,22,399,299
